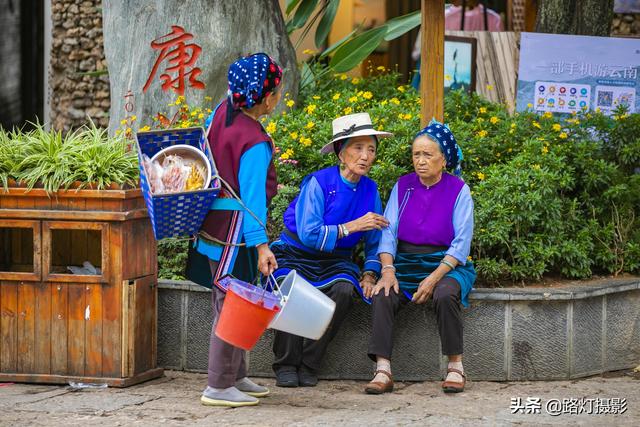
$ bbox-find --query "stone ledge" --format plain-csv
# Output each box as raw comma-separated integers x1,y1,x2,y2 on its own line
159,279,210,293
157,278,640,381
158,277,640,300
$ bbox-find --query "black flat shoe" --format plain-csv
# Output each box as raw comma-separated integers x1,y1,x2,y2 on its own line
298,366,318,387
275,369,299,388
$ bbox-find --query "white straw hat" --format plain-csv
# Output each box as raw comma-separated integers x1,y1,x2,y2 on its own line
320,113,393,154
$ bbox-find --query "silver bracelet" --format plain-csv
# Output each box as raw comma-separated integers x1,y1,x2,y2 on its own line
381,264,396,272
440,259,455,270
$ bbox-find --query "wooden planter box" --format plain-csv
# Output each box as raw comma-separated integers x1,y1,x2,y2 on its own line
0,187,163,387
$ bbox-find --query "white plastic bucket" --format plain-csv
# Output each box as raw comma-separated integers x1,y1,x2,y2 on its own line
269,270,336,340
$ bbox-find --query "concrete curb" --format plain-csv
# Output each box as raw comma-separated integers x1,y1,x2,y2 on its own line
157,278,640,381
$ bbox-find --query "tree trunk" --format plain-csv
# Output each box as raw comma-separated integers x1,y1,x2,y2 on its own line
535,0,614,36
103,0,299,134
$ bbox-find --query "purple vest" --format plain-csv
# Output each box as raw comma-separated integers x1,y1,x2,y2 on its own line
397,172,465,247
200,101,278,242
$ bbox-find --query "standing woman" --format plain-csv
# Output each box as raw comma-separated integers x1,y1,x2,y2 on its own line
185,53,283,407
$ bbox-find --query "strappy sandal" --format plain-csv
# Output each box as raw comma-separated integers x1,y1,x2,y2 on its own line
364,369,394,394
441,368,466,393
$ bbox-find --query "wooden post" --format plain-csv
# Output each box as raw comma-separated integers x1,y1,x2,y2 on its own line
421,0,445,126
525,0,538,32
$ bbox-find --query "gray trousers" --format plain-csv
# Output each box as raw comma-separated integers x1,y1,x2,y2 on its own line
207,264,247,389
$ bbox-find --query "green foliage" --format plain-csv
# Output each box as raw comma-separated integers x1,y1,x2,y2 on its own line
286,0,304,15
157,239,189,280
383,10,421,41
315,0,339,47
61,124,140,190
260,70,640,286
266,67,418,203
0,122,139,192
285,2,420,73
329,26,388,73
287,0,319,33
151,72,640,285
0,129,23,189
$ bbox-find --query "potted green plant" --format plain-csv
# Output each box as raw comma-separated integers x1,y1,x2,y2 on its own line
0,122,162,387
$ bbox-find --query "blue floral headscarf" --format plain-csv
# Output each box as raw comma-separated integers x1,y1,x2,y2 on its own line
415,118,464,176
226,53,282,126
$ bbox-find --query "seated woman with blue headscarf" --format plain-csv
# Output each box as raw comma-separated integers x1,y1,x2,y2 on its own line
365,120,476,395
270,113,392,388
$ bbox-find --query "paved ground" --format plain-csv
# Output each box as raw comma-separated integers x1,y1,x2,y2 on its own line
1,370,638,426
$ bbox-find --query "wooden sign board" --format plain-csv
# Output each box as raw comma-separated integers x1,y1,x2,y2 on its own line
446,30,520,113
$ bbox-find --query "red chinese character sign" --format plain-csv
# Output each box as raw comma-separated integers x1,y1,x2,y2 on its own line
102,1,299,135
143,25,205,95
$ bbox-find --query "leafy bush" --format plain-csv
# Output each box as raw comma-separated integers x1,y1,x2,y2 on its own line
157,239,190,280
264,69,640,286
150,69,639,285
267,68,421,216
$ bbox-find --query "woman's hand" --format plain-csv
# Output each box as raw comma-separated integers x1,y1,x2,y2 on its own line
345,212,389,234
360,274,377,299
373,271,399,297
412,256,457,304
257,244,278,276
412,275,438,304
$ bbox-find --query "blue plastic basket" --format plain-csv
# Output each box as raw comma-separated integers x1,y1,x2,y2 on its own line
135,127,221,240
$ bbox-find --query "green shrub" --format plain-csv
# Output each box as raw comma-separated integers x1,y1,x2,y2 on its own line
151,70,640,285
157,239,190,280
264,70,640,286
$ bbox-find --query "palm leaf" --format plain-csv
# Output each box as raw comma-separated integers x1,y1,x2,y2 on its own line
315,0,339,48
287,0,319,33
329,26,387,73
384,10,421,41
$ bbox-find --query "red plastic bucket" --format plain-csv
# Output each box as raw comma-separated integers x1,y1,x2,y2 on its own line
215,279,280,350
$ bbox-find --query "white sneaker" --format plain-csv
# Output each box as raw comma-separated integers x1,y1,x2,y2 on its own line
200,386,259,407
235,377,270,397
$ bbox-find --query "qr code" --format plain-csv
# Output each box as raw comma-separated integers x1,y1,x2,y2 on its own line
597,91,613,107
618,93,633,107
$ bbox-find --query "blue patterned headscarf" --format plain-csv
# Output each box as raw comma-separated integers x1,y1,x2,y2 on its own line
415,118,464,176
226,53,282,125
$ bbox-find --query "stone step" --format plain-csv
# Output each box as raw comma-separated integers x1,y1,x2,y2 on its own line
157,278,640,381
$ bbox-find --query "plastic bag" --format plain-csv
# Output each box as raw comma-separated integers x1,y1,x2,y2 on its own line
68,381,108,390
161,155,190,192
142,154,165,193
67,261,102,275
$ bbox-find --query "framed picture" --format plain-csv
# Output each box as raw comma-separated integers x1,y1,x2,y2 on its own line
614,0,640,14
444,35,478,94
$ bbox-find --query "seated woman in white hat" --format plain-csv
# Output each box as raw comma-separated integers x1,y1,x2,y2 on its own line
270,113,392,388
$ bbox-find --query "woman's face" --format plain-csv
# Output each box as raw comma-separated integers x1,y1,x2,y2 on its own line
265,84,283,114
339,136,377,177
412,135,446,181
